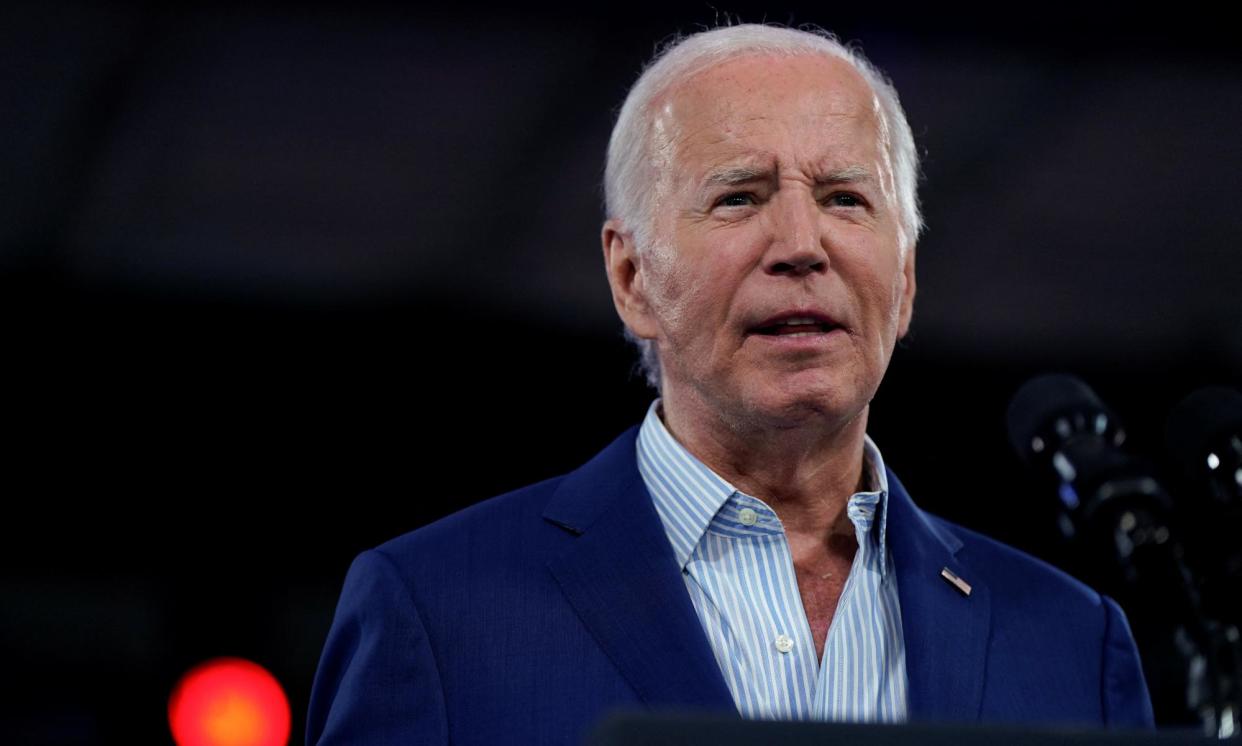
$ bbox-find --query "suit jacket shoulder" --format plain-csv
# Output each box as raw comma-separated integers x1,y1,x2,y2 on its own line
373,472,571,582
308,428,734,746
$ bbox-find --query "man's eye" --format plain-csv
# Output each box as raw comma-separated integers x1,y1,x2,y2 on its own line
826,193,864,207
717,192,755,208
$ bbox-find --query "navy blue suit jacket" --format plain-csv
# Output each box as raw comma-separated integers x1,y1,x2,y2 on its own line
307,427,1154,745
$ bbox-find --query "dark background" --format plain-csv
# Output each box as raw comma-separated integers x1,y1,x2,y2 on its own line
3,2,1240,743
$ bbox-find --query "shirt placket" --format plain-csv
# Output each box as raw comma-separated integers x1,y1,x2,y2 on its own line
701,494,822,720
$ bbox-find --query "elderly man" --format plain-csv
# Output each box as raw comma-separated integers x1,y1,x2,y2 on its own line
307,24,1153,745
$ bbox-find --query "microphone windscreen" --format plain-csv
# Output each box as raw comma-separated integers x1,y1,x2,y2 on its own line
1006,373,1108,463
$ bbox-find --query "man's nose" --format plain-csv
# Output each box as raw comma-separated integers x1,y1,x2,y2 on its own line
764,192,829,277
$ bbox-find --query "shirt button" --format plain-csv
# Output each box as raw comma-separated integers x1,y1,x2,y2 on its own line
738,508,758,526
774,634,793,654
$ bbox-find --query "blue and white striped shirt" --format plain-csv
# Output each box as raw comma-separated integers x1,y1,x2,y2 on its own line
636,400,908,722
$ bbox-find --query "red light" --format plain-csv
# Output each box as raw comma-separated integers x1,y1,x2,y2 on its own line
169,657,291,746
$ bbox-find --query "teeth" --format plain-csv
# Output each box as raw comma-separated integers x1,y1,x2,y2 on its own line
781,317,819,326
783,332,818,337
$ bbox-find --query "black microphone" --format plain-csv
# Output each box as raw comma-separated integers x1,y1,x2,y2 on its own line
1006,374,1176,584
1166,386,1242,508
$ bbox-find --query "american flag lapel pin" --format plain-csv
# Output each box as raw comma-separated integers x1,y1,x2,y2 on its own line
941,567,972,597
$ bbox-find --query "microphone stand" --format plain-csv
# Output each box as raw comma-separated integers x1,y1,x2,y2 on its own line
1011,381,1241,737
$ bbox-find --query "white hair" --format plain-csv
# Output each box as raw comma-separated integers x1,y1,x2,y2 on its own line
603,23,924,390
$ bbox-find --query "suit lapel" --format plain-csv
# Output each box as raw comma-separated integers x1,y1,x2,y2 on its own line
886,469,991,722
543,428,736,712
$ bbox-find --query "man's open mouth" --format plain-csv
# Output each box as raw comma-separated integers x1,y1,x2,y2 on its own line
750,315,841,337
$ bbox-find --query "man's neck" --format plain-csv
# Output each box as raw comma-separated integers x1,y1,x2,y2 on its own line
657,393,869,542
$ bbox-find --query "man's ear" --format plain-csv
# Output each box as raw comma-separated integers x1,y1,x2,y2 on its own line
896,244,917,339
602,219,660,340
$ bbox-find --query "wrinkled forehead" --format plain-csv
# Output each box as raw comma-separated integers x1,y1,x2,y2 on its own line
648,53,890,183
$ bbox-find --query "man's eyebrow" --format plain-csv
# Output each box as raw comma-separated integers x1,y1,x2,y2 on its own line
815,165,875,185
702,164,775,187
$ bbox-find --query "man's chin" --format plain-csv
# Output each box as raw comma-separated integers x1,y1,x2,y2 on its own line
740,383,868,434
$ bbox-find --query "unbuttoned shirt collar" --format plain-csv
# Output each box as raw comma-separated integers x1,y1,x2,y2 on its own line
636,399,891,577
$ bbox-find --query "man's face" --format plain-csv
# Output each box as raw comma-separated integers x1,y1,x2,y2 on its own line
607,53,916,433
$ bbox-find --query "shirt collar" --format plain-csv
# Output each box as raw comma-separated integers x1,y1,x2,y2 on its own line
636,398,892,576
